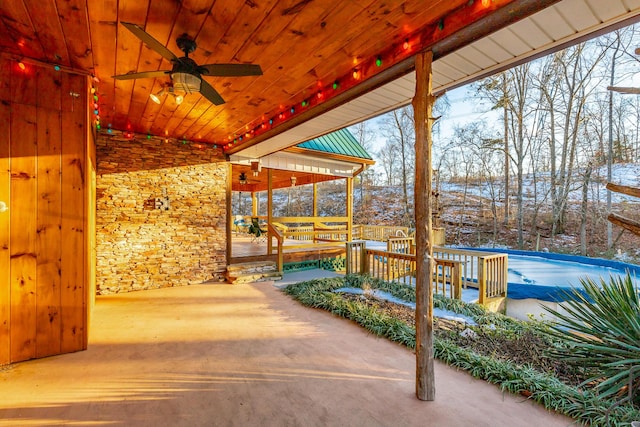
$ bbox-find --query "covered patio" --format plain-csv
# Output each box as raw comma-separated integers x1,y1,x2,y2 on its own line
0,277,572,427
2,0,640,419
228,128,374,267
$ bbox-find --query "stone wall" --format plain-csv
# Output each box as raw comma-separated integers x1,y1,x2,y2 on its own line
96,132,228,294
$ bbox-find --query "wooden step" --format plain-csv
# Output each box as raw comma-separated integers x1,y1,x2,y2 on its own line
226,261,281,284
228,271,283,285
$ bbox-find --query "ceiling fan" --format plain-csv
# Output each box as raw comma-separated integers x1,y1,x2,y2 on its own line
238,172,261,185
112,22,263,105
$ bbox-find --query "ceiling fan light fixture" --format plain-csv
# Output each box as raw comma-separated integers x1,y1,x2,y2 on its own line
173,72,201,94
239,172,248,185
149,88,165,104
174,94,184,105
290,176,297,187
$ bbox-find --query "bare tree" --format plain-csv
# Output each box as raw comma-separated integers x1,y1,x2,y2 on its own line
381,106,415,226
350,121,377,223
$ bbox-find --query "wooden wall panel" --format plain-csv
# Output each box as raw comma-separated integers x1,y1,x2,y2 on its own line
0,56,91,366
9,103,38,362
86,125,96,326
0,59,11,365
35,105,63,358
60,73,87,353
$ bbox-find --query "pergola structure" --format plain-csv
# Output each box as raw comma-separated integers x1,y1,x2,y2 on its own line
2,0,640,401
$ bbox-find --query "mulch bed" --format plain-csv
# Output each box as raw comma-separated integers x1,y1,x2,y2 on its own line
340,292,587,387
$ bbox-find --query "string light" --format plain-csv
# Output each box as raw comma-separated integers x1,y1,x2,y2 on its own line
232,0,495,142
17,61,26,71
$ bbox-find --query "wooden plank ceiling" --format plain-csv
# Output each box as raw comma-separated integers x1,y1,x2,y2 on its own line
0,0,563,156
232,0,640,160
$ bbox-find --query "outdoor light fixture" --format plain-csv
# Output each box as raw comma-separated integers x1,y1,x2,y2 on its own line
239,172,248,185
250,160,262,176
150,88,166,104
290,176,297,187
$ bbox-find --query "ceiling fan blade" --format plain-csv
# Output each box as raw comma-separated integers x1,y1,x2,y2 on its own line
121,22,178,62
199,80,225,105
200,63,263,77
112,70,170,80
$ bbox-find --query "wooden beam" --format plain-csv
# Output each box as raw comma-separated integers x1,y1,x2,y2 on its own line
606,182,640,198
608,213,640,237
226,162,233,262
284,146,376,165
413,50,436,401
346,178,353,242
267,170,273,255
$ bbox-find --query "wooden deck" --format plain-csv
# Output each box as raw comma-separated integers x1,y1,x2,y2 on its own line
230,233,345,265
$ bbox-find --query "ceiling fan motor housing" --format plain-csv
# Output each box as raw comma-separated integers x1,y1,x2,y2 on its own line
173,72,201,94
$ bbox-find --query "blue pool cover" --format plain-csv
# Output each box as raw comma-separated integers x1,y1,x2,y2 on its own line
457,248,640,302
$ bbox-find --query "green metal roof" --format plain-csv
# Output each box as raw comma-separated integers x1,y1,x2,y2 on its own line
297,128,373,160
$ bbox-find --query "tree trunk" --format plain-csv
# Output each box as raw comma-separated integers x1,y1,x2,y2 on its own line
503,73,510,225
580,164,592,256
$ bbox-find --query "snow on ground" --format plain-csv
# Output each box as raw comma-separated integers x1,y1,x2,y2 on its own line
439,162,640,205
334,287,477,325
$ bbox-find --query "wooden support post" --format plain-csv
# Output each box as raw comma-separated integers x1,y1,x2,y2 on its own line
413,50,436,401
251,192,258,217
312,182,318,217
346,177,353,242
267,170,273,255
226,163,233,260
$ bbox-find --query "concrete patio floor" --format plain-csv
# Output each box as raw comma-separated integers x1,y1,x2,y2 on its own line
0,276,575,426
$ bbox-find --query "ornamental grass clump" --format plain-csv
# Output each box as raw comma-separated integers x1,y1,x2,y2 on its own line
541,273,640,408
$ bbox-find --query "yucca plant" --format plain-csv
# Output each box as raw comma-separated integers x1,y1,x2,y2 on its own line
541,273,640,407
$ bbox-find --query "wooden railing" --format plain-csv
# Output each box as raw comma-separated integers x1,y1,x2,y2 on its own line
345,241,508,311
352,225,446,245
268,223,285,273
431,247,508,307
266,216,351,268
353,225,410,241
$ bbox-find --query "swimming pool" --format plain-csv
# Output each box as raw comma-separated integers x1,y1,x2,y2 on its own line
467,248,640,320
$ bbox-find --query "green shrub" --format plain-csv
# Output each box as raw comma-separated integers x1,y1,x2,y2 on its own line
541,273,640,407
